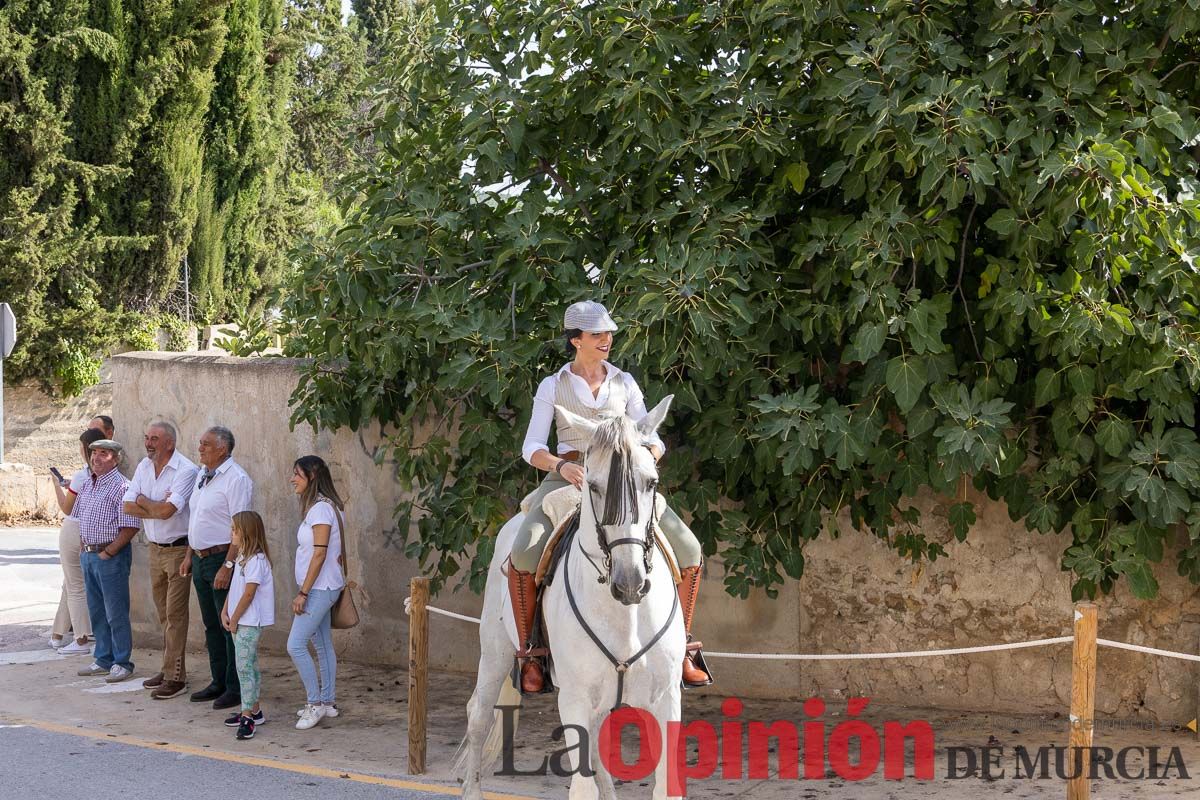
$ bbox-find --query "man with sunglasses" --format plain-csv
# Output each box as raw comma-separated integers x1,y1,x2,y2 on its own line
183,426,253,711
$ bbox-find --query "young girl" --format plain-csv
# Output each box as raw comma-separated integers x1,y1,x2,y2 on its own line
221,511,275,740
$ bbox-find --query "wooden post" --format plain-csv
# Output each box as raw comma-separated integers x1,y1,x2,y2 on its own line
408,576,429,775
1067,602,1098,800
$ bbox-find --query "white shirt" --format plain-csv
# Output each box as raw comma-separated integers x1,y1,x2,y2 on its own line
187,458,253,550
521,362,666,465
122,451,198,544
228,553,274,627
295,500,345,591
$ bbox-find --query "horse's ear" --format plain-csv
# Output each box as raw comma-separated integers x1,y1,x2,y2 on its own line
555,405,601,441
637,395,673,440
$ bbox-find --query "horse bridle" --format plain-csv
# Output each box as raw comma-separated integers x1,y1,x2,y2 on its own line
579,473,657,584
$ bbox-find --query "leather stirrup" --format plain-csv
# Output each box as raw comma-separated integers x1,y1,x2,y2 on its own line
505,559,547,694
678,565,713,688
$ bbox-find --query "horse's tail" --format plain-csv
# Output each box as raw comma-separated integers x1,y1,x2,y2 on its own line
452,674,523,779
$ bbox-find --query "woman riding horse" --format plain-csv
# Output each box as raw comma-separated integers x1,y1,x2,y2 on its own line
507,300,713,693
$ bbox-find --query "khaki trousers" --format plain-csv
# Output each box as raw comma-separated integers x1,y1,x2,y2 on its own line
148,543,191,682
52,517,92,640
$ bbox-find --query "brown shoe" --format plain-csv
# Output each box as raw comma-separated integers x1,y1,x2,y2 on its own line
678,566,713,687
142,672,165,690
505,559,545,694
151,680,188,700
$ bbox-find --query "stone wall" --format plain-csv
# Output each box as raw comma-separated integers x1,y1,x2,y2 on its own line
110,352,1200,723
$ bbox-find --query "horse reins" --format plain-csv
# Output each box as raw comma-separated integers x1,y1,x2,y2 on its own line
563,539,678,711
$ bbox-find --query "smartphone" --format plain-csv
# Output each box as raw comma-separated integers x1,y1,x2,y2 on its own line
49,466,65,485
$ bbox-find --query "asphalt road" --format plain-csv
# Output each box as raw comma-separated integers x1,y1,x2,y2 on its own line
0,527,473,800
0,723,454,799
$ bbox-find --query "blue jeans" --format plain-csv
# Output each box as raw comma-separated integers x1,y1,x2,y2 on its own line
81,548,133,672
287,588,338,705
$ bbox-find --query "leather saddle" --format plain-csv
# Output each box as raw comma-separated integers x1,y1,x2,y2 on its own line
518,486,683,692
531,485,682,588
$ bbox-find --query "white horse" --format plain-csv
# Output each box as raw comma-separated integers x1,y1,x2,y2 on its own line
457,397,685,800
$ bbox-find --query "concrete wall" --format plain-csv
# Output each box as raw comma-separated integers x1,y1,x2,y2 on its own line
110,352,1200,722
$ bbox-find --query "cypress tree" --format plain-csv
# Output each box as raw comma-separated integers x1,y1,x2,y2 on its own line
191,0,290,318
74,0,231,310
0,0,133,388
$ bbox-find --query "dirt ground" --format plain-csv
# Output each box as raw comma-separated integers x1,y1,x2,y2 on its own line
2,614,1196,799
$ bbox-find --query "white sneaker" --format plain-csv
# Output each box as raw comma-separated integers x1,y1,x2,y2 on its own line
78,662,107,677
57,640,93,655
49,636,65,649
296,703,339,718
295,704,325,730
104,665,133,683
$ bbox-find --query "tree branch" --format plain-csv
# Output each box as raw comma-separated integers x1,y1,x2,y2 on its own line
538,157,596,227
954,202,982,361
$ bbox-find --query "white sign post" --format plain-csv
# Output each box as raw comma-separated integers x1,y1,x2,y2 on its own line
0,303,16,463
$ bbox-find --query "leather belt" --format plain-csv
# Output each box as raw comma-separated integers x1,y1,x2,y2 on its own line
193,544,229,558
82,544,114,554
153,537,189,548
560,451,582,462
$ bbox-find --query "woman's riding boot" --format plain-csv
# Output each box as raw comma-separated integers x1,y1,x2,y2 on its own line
678,566,713,687
505,561,545,693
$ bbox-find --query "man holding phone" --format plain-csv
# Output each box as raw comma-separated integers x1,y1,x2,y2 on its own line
73,439,141,683
49,428,107,654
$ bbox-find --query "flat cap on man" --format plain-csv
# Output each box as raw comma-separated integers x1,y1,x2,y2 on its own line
89,439,123,454
564,300,618,333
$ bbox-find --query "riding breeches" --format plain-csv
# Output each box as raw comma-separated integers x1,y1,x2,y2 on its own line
509,473,703,573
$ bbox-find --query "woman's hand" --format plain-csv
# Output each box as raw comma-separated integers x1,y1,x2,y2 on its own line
292,593,308,615
220,609,232,631
559,461,585,488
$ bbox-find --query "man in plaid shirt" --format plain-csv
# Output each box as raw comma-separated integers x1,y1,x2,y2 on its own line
74,439,142,683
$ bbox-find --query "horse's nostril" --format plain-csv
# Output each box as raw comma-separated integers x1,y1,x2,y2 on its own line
640,579,651,596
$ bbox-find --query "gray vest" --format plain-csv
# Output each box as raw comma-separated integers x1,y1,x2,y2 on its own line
552,369,628,453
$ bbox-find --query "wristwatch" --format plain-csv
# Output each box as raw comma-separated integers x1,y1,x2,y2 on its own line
223,560,235,569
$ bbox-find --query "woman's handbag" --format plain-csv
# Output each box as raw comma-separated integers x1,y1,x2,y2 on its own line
329,504,360,629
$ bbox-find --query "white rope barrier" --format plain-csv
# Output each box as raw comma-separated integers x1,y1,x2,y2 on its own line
403,597,483,624
1098,637,1200,663
404,599,1200,664
703,637,1074,661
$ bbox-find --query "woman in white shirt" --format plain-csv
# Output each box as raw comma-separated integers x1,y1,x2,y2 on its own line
507,300,710,695
287,455,346,731
48,428,105,653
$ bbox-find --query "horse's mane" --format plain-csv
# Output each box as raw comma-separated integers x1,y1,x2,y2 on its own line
587,415,645,527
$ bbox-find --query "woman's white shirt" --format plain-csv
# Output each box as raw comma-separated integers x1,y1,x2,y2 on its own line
521,361,666,465
228,553,275,627
66,468,90,519
68,467,89,494
295,500,345,591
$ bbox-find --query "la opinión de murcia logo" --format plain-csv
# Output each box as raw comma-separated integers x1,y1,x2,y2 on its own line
495,697,1191,793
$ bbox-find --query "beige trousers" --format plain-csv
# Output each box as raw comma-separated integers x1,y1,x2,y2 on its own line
149,543,191,682
52,516,91,640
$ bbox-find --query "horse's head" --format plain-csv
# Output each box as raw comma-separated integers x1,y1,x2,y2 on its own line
554,396,673,605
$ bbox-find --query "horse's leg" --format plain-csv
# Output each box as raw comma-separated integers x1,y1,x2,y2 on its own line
651,685,683,800
557,694,602,800
589,711,620,800
461,603,519,800
461,654,514,799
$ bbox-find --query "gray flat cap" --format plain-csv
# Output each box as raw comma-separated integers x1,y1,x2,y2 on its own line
88,439,123,454
564,300,618,333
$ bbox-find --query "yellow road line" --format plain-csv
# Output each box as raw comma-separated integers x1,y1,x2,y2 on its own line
8,718,537,800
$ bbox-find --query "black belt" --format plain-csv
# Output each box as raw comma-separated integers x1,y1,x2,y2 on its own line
153,537,189,548
82,544,115,554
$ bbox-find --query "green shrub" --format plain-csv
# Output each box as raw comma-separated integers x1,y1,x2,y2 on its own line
285,0,1200,599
